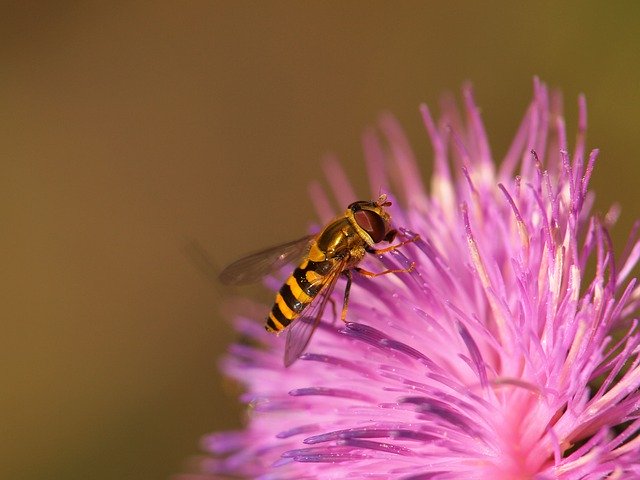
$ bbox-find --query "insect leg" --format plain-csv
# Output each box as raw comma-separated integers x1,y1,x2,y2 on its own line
341,270,353,322
354,262,416,278
366,233,420,255
327,297,338,323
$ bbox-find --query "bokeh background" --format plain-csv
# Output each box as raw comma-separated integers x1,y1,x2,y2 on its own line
3,2,640,479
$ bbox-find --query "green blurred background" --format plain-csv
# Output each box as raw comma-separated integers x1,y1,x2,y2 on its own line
3,2,640,479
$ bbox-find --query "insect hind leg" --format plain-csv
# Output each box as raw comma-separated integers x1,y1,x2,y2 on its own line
327,296,338,324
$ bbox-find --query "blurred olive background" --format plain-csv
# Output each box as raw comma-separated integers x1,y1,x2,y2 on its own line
2,2,640,479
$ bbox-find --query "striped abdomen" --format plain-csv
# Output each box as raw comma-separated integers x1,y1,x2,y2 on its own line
266,258,332,333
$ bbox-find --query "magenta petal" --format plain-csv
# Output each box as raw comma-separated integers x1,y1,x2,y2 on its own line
187,80,640,479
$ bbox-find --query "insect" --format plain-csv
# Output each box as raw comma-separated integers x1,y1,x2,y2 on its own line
220,194,417,366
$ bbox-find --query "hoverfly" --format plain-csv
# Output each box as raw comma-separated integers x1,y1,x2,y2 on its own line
220,194,417,366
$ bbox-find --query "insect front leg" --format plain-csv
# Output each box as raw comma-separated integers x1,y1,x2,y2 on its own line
366,232,420,255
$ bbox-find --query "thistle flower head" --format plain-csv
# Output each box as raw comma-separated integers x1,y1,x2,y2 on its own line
193,80,640,479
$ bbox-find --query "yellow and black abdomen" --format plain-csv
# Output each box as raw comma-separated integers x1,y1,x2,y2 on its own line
265,219,357,333
265,258,331,333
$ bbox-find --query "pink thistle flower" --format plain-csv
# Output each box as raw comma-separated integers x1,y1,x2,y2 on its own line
192,79,640,479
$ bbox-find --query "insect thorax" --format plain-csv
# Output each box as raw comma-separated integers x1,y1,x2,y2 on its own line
313,218,364,260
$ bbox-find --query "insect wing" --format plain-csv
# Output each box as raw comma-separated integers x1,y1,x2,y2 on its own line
284,258,347,367
219,235,315,285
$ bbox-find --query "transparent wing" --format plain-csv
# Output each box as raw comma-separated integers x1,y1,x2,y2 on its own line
284,257,347,367
219,235,315,286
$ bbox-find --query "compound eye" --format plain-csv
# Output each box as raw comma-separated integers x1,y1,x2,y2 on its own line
384,229,397,243
354,210,386,243
348,201,369,212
